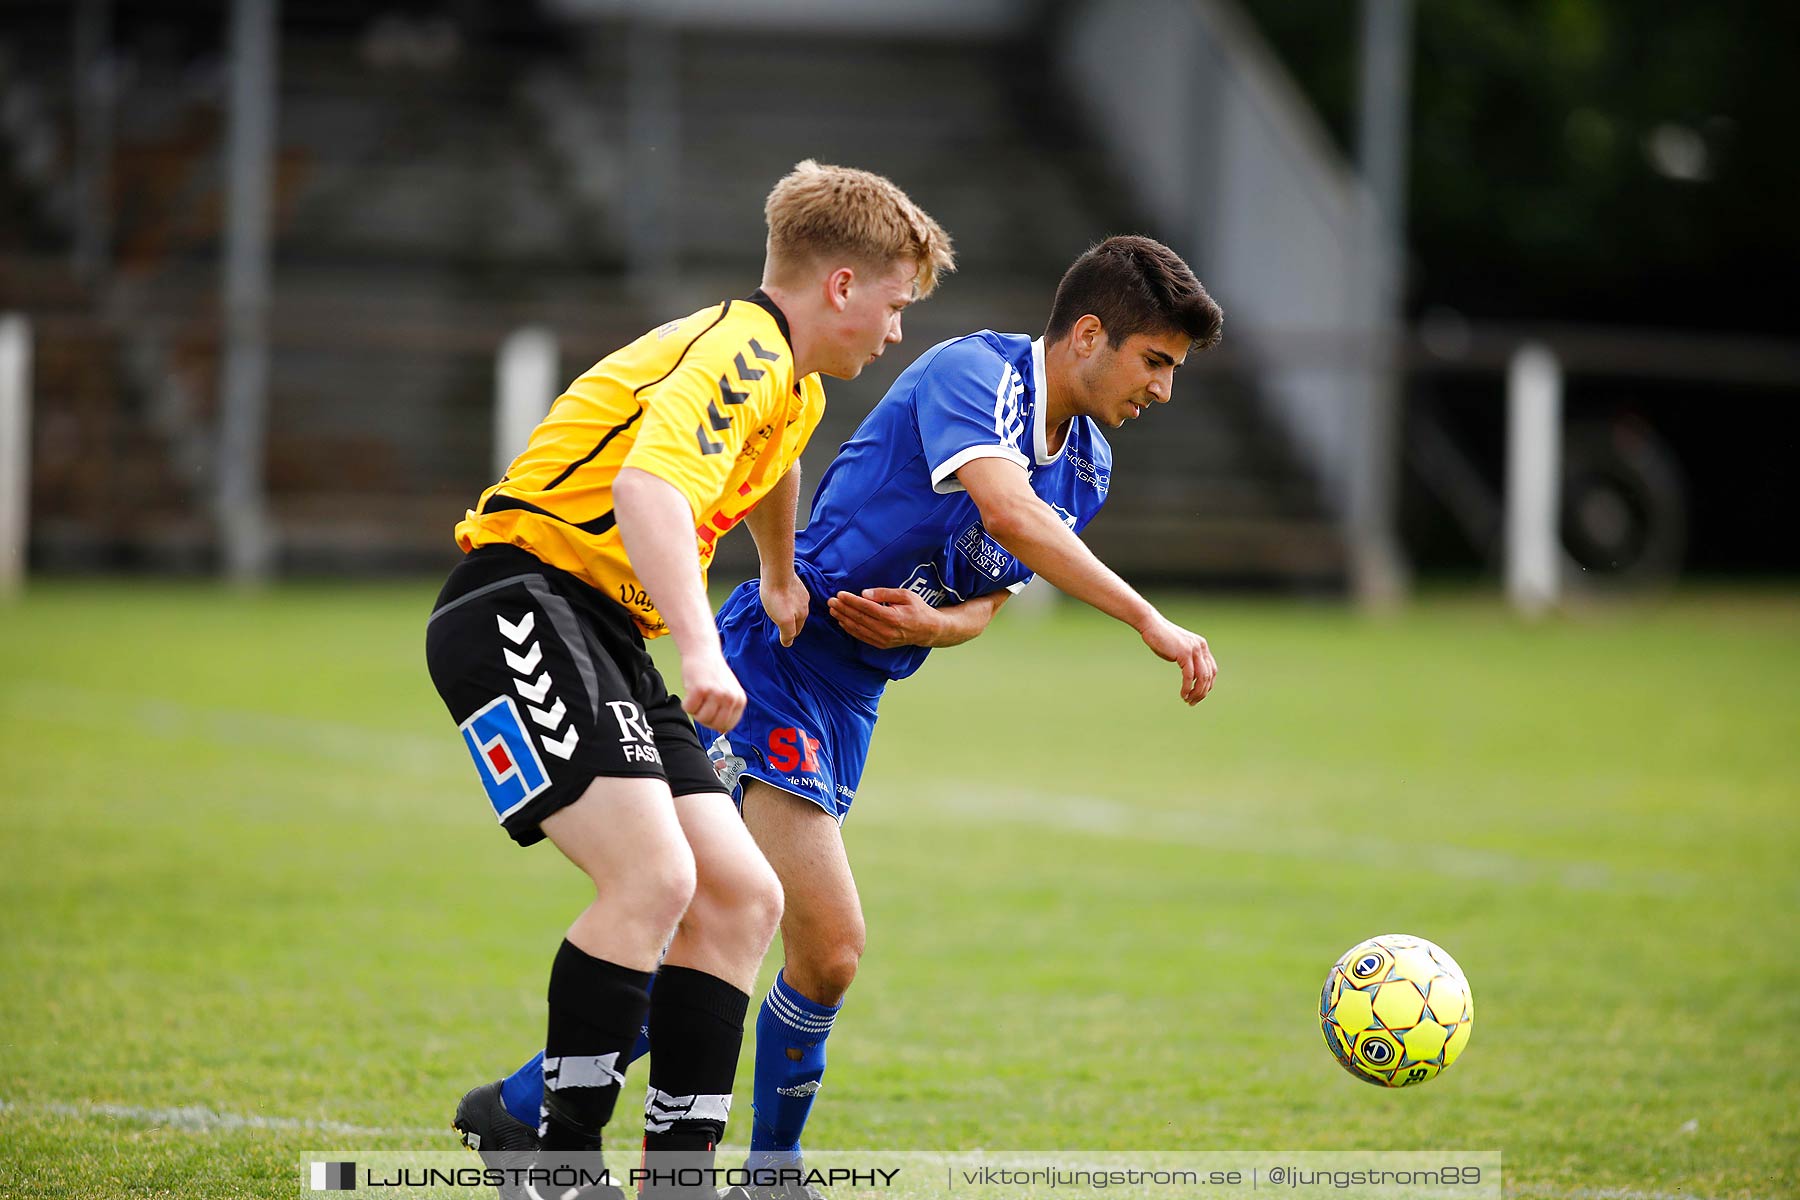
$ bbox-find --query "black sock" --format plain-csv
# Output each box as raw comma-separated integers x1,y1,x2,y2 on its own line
540,939,653,1153
643,965,750,1154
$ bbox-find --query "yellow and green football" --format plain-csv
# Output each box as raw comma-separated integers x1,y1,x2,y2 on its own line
1320,933,1473,1087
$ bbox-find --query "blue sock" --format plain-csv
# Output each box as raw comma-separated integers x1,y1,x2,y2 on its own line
499,1050,545,1127
746,971,841,1172
499,980,656,1128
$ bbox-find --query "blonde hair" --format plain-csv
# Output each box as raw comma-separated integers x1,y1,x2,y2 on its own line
764,160,955,298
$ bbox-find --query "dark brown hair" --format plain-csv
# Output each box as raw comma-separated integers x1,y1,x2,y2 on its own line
1044,235,1222,351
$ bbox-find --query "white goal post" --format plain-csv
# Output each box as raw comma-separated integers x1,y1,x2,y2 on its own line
0,314,30,596
1505,342,1563,616
495,326,559,480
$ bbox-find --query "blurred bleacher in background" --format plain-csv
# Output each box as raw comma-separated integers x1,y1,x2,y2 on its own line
3,0,1795,595
0,0,1351,587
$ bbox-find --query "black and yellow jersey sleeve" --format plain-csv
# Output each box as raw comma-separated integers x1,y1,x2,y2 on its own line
455,292,827,638
621,320,789,520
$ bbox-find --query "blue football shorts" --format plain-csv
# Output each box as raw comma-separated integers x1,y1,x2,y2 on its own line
693,580,886,823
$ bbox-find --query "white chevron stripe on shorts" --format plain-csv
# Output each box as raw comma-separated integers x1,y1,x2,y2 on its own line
642,1087,732,1133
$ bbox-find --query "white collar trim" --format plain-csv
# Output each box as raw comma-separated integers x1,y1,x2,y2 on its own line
1030,337,1069,466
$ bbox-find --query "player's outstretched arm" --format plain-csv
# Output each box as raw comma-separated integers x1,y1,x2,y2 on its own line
613,466,748,731
827,587,1009,650
957,456,1217,704
746,463,809,647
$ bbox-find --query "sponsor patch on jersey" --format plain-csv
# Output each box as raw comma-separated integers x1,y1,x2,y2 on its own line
459,695,552,821
1066,449,1110,493
955,522,1014,580
899,561,964,607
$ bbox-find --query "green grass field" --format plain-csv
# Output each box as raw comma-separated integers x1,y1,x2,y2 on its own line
2,583,1796,1199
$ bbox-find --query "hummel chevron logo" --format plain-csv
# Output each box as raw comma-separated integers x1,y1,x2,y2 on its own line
541,727,579,760
503,643,542,674
496,611,535,644
718,375,749,406
544,1052,624,1089
734,351,764,382
697,424,724,456
514,671,553,704
749,338,780,362
528,697,567,730
706,399,731,431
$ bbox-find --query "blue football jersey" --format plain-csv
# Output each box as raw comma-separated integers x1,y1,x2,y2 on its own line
791,331,1113,680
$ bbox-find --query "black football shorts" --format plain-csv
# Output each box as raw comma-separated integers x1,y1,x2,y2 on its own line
425,544,727,847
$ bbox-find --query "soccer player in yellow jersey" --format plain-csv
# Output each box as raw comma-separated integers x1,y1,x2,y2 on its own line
424,161,953,1200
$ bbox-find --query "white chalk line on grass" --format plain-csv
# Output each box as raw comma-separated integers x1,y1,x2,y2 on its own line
878,782,1699,896
0,1097,443,1140
5,684,1696,895
0,682,459,780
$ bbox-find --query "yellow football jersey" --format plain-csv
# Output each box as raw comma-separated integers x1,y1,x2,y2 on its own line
456,292,825,637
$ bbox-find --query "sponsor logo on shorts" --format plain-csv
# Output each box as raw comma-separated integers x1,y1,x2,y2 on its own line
767,727,821,775
715,755,748,791
606,700,661,765
706,732,747,792
460,695,551,821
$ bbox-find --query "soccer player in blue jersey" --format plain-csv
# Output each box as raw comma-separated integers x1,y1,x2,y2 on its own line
464,236,1222,1199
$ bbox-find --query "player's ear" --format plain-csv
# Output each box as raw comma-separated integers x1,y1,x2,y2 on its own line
826,266,856,312
1073,314,1105,358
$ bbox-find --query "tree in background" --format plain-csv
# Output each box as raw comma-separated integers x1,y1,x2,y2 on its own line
1247,0,1800,336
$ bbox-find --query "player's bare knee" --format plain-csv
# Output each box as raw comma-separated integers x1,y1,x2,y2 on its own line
824,950,861,999
840,917,869,986
661,847,700,920
743,854,784,945
694,853,782,945
620,842,697,930
796,933,862,1000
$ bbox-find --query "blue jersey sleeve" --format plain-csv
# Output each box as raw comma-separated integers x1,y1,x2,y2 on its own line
992,424,1115,594
916,337,1031,495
